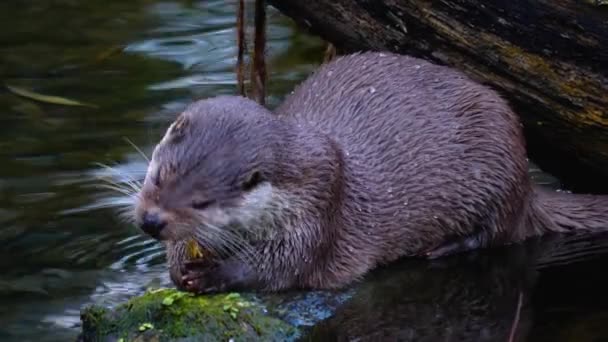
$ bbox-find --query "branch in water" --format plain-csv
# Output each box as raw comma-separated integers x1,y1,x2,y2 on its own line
251,0,267,106
508,291,524,342
235,0,247,97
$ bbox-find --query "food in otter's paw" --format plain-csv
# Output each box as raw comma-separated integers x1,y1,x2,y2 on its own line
186,239,206,260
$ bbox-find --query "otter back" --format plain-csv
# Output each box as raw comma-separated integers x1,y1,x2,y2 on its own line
275,52,531,257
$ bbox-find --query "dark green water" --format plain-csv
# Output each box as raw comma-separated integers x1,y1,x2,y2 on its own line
0,1,323,340
1,1,608,341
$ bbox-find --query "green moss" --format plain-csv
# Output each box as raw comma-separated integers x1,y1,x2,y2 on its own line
79,289,298,342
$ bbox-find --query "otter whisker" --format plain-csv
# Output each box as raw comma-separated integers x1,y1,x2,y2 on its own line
113,175,141,195
116,206,136,224
123,137,150,163
94,177,140,198
85,178,135,198
96,184,140,203
193,220,257,267
184,220,226,259
210,225,258,266
194,216,255,257
98,178,140,198
191,229,225,262
96,183,139,198
211,228,255,264
94,162,143,193
193,226,238,259
96,175,142,200
195,237,219,259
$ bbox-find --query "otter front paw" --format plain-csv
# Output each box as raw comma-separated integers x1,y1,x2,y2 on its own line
180,259,222,294
181,258,257,294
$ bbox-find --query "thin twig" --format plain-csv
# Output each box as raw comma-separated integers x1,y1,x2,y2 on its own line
236,0,246,97
508,291,524,342
251,0,267,105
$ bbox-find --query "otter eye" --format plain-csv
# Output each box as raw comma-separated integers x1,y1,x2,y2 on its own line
191,199,215,210
242,171,263,191
153,167,161,187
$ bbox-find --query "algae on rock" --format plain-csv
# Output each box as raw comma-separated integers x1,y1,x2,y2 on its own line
78,288,298,342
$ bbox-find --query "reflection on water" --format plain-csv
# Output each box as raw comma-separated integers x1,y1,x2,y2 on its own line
0,1,607,341
302,232,608,341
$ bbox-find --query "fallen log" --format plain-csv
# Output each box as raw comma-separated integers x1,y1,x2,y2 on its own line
267,0,608,193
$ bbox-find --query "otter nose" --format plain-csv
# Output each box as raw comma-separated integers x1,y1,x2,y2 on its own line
140,212,166,238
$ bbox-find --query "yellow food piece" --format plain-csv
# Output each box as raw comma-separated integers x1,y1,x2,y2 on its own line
186,239,205,259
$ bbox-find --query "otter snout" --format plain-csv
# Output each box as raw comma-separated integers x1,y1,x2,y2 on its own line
139,211,167,239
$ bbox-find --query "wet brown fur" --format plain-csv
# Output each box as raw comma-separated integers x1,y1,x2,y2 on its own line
136,52,608,293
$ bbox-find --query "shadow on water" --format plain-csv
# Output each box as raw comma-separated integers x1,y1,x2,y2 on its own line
0,1,608,341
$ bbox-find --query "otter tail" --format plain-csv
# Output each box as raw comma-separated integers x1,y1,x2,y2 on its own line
526,186,608,236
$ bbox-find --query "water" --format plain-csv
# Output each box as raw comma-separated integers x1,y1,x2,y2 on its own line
0,1,607,341
0,1,323,340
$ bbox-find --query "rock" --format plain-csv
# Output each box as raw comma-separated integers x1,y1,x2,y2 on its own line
77,289,298,342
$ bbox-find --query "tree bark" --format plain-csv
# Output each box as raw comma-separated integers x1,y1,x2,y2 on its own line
268,0,608,193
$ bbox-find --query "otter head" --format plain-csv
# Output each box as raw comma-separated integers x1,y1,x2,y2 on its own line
134,96,293,249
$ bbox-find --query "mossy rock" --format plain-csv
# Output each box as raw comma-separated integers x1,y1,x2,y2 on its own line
78,289,299,342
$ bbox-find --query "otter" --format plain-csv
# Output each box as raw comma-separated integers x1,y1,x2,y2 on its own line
133,51,608,294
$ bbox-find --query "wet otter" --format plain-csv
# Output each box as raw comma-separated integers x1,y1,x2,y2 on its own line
133,51,608,294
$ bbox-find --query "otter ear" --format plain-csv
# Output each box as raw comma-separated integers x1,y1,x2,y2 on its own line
152,166,161,187
168,113,189,143
242,171,264,191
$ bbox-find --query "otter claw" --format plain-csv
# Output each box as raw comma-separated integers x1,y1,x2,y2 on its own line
180,262,225,294
178,258,257,294
181,272,207,293
181,260,217,293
